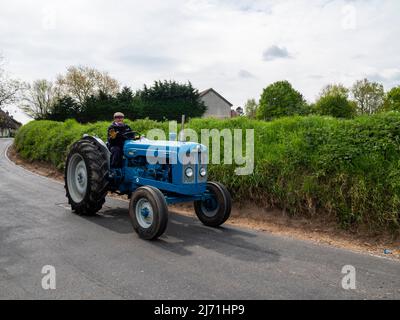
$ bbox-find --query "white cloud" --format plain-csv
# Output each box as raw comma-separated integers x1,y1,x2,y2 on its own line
0,0,399,111
262,45,292,61
239,69,256,79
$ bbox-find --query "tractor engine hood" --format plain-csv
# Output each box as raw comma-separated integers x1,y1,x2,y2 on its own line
124,137,208,161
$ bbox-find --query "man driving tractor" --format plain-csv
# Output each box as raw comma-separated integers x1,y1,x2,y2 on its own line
66,111,232,240
107,112,132,168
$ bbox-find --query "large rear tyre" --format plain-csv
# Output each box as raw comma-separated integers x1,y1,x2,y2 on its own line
65,139,109,216
194,182,232,227
129,186,169,240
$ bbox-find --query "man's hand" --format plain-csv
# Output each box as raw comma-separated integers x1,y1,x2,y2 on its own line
109,129,118,140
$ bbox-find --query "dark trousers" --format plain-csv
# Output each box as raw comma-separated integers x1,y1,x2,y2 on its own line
110,146,123,168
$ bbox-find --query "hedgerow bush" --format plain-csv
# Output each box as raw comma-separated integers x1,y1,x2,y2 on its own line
14,113,400,232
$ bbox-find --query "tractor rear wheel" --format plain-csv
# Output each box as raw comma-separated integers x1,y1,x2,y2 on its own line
129,186,169,240
65,139,109,216
194,182,232,227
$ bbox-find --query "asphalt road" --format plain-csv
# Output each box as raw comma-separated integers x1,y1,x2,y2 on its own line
0,138,399,300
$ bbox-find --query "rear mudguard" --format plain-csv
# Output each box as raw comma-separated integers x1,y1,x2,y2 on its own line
82,135,111,170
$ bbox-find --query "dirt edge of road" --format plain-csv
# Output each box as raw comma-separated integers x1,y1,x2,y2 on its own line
7,143,399,261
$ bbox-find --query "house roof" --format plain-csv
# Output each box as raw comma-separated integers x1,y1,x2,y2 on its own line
199,88,233,107
0,109,22,130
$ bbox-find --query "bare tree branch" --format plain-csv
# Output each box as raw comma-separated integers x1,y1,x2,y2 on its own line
55,66,120,105
21,79,55,119
0,57,25,108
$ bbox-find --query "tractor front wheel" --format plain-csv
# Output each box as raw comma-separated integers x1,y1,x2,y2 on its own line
129,186,169,240
194,182,232,227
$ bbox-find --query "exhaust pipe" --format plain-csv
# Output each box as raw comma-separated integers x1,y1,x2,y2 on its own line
179,115,186,142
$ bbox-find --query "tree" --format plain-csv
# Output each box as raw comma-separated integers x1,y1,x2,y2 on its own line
95,70,120,97
134,80,206,121
314,94,356,118
116,86,134,105
257,81,307,120
79,87,140,123
0,56,24,108
21,79,55,119
56,66,120,105
79,91,115,123
46,86,138,123
352,79,384,115
382,86,400,112
314,84,355,118
319,83,349,99
115,86,139,120
244,99,258,119
47,96,79,121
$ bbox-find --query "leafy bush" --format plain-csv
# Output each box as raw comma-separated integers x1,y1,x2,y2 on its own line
14,113,400,232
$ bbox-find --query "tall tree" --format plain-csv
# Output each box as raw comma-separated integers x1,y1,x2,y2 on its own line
352,79,384,115
95,70,120,96
47,96,79,121
244,98,258,119
314,83,355,118
22,79,55,119
56,66,120,105
0,56,24,108
314,94,356,119
134,80,206,121
319,83,349,99
79,90,115,123
47,86,139,123
382,86,400,112
116,86,139,120
116,86,134,104
257,81,307,120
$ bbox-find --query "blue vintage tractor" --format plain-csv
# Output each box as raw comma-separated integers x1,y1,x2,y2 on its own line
64,132,232,240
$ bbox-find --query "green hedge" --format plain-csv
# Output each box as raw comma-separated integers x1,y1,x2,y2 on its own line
14,113,400,232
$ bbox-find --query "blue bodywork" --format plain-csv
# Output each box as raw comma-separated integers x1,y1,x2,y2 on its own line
108,137,210,204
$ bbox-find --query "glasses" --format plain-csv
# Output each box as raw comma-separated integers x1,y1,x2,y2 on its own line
114,116,124,119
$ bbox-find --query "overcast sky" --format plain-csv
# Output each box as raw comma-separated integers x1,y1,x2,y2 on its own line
1,0,399,122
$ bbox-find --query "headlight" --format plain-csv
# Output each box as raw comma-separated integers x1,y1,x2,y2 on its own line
185,167,194,178
199,167,207,177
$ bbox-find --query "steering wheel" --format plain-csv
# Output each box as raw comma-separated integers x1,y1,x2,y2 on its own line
122,131,141,140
